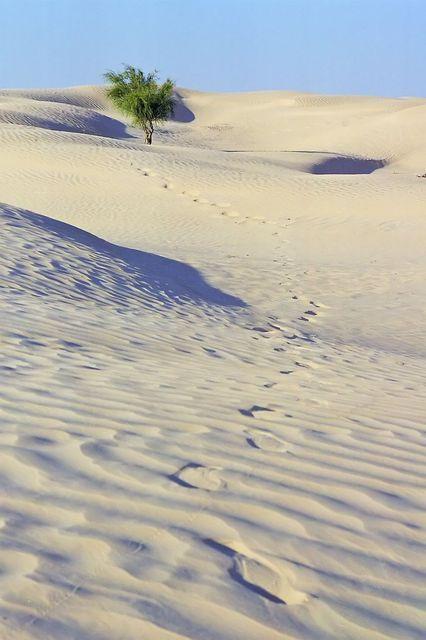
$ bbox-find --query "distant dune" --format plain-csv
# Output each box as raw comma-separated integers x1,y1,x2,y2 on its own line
0,85,425,640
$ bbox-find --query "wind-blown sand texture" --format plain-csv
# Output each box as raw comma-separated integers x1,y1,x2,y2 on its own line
0,85,425,639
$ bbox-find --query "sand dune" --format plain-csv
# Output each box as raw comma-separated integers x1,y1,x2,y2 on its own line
0,85,425,639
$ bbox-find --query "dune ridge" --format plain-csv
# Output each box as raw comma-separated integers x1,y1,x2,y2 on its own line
0,85,425,639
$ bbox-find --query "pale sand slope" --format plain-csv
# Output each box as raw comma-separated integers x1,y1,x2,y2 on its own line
0,86,425,640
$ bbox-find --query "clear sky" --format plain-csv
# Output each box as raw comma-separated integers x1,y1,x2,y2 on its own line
1,0,424,97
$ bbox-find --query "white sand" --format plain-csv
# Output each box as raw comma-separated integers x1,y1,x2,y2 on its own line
0,85,425,639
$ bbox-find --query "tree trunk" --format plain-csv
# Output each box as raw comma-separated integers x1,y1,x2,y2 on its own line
144,122,154,145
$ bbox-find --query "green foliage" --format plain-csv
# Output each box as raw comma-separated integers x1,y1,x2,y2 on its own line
104,65,175,144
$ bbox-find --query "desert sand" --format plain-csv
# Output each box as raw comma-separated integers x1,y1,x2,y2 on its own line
0,84,425,639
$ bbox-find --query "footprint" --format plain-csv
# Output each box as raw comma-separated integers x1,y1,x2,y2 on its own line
202,347,221,358
246,429,290,452
239,405,274,418
206,539,307,605
267,321,288,332
251,325,278,335
170,463,223,491
294,361,310,369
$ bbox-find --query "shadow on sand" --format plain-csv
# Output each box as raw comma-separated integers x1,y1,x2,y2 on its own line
4,206,245,309
222,150,387,175
171,92,195,123
30,111,135,139
310,156,386,175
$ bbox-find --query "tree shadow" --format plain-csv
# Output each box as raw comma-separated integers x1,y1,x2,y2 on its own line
4,206,246,309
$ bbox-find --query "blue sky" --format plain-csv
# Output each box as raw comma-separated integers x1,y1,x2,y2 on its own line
1,0,424,96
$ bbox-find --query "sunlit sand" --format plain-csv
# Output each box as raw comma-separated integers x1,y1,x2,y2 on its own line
0,85,425,639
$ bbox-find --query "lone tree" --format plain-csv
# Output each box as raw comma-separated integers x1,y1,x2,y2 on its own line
104,65,175,144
